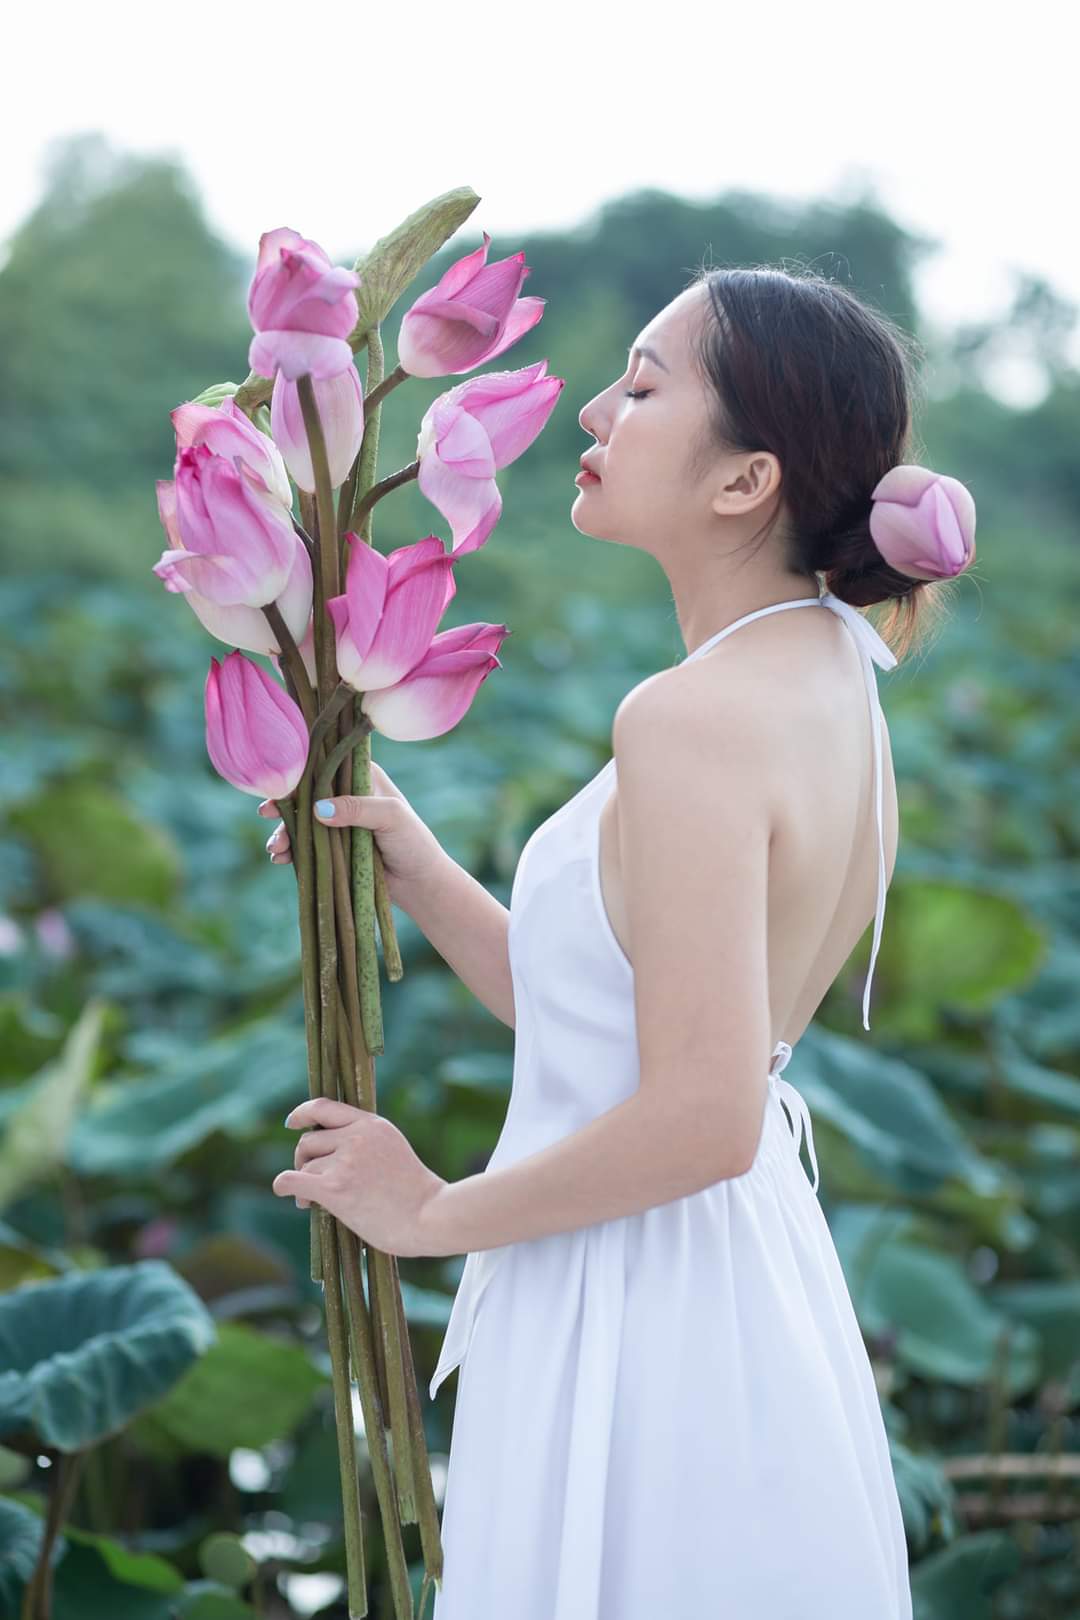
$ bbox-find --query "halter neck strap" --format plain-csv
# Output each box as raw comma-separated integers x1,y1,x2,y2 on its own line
682,589,897,1030
816,592,897,1028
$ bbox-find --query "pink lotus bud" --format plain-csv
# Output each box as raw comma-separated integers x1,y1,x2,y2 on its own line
205,652,310,799
398,230,546,378
869,465,977,581
270,364,364,492
133,1216,180,1259
157,474,314,654
171,396,293,510
247,226,360,381
361,622,510,741
34,908,76,961
415,361,564,556
326,535,458,692
153,444,298,608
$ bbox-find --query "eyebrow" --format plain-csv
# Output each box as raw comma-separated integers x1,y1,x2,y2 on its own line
629,342,670,374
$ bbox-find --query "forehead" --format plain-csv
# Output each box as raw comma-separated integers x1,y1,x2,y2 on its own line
633,285,707,364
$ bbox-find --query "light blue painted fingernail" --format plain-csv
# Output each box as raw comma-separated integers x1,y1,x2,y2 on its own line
315,800,335,817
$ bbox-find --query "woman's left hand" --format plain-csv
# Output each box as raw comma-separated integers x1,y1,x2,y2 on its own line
274,1098,447,1258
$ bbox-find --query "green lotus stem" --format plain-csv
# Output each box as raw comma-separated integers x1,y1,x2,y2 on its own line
390,1251,445,1590
291,514,317,560
297,374,342,710
318,717,376,800
307,681,354,767
359,361,408,417
372,839,404,982
311,805,339,1113
330,844,368,1111
350,458,420,532
342,325,424,1537
22,1445,87,1620
339,1229,418,1618
262,600,317,733
318,1211,369,1619
279,791,324,1282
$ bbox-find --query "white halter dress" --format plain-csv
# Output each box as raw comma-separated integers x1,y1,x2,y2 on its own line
429,589,912,1619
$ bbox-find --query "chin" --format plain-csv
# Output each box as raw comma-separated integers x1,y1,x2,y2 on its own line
569,496,637,551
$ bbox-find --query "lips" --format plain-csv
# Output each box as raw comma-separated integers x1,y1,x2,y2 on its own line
579,458,602,478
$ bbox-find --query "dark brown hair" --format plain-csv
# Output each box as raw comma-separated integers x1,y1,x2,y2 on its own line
685,262,956,661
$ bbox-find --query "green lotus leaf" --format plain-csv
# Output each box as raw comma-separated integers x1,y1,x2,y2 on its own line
68,1016,309,1176
131,1321,325,1458
0,1261,216,1450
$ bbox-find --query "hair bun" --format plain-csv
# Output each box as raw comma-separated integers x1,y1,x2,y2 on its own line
869,464,976,581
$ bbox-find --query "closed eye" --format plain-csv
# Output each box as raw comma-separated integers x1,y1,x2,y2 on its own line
623,389,652,401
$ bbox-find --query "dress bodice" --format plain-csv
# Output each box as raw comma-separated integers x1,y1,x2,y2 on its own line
428,588,897,1399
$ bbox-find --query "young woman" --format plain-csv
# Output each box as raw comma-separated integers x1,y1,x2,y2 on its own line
266,265,976,1617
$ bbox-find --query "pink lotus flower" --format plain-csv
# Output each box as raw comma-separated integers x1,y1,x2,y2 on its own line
205,651,310,799
361,622,510,741
415,361,564,556
271,364,365,492
171,396,293,510
327,535,459,692
154,443,300,608
247,226,360,381
397,231,546,378
869,466,977,580
155,475,312,656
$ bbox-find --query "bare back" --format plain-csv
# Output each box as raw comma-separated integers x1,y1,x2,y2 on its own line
597,595,899,1047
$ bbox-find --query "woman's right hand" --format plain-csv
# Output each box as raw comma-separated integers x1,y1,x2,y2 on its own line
258,761,446,897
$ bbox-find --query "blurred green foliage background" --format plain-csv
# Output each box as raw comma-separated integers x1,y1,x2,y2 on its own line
1,135,1079,1618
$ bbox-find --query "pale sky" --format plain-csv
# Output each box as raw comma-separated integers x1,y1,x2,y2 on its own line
7,0,1073,406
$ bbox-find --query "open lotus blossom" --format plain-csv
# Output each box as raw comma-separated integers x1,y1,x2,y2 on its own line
327,534,458,692
415,360,564,556
247,226,361,381
270,363,365,492
170,396,294,510
360,621,510,741
154,443,301,609
205,650,310,799
397,230,546,378
869,465,977,580
155,476,312,656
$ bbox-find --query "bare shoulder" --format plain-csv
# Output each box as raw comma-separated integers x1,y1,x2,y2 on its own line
612,658,785,805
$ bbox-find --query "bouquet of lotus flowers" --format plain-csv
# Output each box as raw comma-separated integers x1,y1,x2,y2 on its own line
152,188,563,1619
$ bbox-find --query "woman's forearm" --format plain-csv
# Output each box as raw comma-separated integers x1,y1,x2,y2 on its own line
417,1088,745,1256
392,854,516,1029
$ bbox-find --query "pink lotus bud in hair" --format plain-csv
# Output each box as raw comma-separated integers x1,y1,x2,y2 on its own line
415,361,564,557
205,651,310,799
398,231,546,378
247,227,360,381
270,364,365,492
327,534,459,692
360,622,510,742
869,465,976,581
